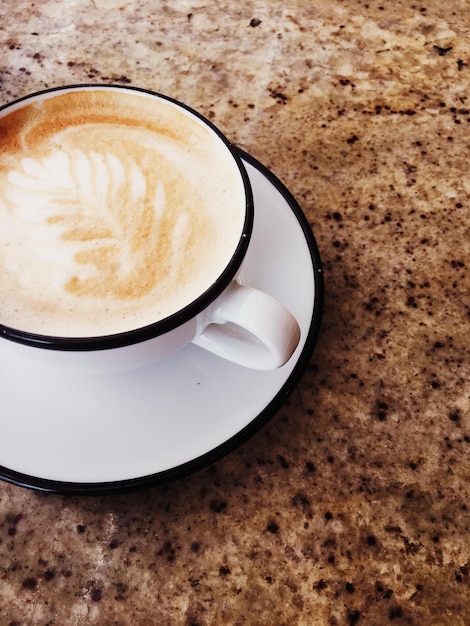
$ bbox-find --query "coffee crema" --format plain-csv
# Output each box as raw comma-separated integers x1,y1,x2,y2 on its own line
0,89,246,337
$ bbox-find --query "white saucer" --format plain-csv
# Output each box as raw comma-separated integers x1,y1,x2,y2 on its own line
0,151,323,495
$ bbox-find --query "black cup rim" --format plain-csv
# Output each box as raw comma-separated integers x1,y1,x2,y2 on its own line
0,84,254,351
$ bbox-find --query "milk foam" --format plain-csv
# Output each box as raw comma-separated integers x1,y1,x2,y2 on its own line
0,89,246,336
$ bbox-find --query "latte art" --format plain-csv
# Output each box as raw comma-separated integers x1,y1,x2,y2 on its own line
5,146,196,300
0,89,246,336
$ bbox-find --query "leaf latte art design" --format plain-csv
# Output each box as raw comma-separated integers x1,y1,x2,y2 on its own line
5,148,193,301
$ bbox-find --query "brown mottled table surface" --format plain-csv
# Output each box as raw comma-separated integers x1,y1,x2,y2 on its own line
1,1,469,624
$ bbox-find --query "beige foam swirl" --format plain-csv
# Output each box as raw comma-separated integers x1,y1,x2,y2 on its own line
0,90,245,336
4,139,204,296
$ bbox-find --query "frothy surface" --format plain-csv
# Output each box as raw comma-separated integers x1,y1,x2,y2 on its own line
0,89,246,336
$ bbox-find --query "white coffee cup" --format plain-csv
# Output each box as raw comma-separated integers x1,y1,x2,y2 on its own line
0,85,300,371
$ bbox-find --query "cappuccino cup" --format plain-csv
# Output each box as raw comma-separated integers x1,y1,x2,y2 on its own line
0,85,300,371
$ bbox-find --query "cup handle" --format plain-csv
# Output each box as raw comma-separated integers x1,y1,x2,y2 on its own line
192,282,301,370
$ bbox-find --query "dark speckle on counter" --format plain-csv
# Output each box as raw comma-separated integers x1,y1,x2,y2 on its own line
1,0,470,624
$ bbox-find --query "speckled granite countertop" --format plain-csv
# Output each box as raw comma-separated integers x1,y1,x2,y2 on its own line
1,1,469,624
